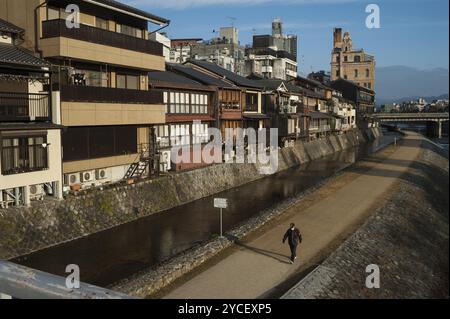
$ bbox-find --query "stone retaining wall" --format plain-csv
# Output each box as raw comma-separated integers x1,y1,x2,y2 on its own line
0,128,381,260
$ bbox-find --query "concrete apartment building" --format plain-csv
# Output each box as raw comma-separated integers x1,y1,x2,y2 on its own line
0,19,63,207
245,19,298,80
187,27,246,75
1,0,170,189
331,28,376,90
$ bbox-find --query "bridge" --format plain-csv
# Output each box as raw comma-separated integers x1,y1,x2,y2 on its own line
370,113,449,138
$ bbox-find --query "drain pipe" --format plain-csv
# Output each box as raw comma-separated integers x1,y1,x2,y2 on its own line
34,0,48,58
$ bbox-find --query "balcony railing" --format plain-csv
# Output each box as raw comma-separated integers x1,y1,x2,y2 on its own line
0,92,50,122
42,19,163,56
60,85,163,104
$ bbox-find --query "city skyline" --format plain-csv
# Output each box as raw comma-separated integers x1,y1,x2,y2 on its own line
127,0,449,73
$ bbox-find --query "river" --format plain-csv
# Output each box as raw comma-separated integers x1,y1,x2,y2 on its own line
12,132,400,287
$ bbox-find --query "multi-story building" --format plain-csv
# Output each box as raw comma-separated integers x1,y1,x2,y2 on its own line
329,91,356,131
245,48,297,81
167,63,244,142
170,38,202,64
331,78,376,127
148,69,218,171
331,28,375,91
189,27,246,75
256,79,310,146
149,32,171,62
245,20,298,80
1,0,170,189
252,19,297,57
1,19,63,207
185,59,269,132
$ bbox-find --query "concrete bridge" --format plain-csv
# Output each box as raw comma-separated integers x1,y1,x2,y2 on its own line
370,113,449,138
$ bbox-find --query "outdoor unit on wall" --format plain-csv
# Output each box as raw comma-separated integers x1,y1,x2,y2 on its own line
80,171,95,183
95,168,110,181
29,184,45,201
64,173,80,186
160,150,172,173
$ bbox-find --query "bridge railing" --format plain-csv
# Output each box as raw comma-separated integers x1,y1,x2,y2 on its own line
0,260,137,299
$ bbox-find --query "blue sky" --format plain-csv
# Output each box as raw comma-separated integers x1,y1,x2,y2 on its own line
125,0,449,74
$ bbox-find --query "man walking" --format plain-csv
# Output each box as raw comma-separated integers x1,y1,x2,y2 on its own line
283,223,302,264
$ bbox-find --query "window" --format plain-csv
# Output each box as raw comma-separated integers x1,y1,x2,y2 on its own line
117,24,143,38
354,55,361,62
116,74,139,90
156,125,170,148
170,124,190,146
192,123,209,144
366,69,370,77
354,69,358,78
62,126,137,161
96,17,108,30
344,56,348,62
1,135,48,175
336,70,340,77
368,82,372,89
74,68,108,87
246,93,258,112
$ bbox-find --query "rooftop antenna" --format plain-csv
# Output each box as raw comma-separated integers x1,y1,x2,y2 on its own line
227,17,237,27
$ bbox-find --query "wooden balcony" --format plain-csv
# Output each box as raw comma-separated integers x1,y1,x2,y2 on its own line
42,20,163,56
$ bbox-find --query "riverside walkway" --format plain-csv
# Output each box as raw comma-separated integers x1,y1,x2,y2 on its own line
163,132,424,299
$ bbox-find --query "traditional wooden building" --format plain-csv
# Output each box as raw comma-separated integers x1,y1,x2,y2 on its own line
184,59,270,132
331,78,376,127
167,63,243,140
256,79,310,146
148,70,218,171
0,19,63,207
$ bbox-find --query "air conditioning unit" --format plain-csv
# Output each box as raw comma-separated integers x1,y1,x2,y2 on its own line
95,168,110,181
80,170,95,183
160,150,172,172
64,173,80,186
29,184,45,200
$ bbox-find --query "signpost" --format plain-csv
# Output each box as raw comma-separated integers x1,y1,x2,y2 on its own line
214,198,228,238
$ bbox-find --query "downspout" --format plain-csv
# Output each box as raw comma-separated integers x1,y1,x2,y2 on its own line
34,0,48,58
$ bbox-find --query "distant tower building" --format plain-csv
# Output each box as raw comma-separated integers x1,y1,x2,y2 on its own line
272,18,283,38
331,28,375,91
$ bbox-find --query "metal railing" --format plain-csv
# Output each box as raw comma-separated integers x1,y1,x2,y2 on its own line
42,19,163,56
0,260,136,299
0,92,50,121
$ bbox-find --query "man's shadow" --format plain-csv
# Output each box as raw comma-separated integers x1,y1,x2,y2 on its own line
225,234,292,265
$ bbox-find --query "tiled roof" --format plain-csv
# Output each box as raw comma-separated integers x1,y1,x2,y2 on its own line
149,70,202,86
168,63,236,89
0,44,50,68
187,60,264,89
0,18,24,34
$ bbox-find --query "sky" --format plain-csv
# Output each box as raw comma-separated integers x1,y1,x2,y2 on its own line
124,0,449,74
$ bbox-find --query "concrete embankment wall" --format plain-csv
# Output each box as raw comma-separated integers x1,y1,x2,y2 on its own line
0,128,381,260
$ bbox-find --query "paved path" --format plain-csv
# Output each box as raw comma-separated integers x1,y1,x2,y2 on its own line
164,132,423,299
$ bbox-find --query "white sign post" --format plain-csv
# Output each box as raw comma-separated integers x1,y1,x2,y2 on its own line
214,198,228,238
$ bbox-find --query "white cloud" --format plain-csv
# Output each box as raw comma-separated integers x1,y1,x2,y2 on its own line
124,0,359,10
